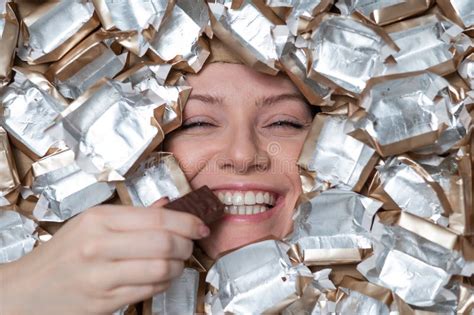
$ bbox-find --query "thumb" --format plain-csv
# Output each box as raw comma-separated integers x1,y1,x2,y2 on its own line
150,196,170,208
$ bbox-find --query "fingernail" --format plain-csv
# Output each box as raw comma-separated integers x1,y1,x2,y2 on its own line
199,224,210,238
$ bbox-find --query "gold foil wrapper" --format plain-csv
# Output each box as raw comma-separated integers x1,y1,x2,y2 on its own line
92,0,169,57
17,1,99,65
349,72,471,157
0,209,37,263
382,14,471,76
0,127,20,207
50,79,165,181
46,30,129,100
336,0,433,26
31,149,115,222
117,152,191,207
0,70,67,158
287,189,382,265
148,0,210,73
298,114,378,192
209,0,280,75
0,1,19,88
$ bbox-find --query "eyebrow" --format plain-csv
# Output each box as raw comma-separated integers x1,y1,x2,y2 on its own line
188,92,307,108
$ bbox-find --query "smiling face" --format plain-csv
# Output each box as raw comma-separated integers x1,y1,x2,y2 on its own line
164,63,313,259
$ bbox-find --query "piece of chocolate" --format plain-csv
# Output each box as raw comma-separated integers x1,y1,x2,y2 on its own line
164,186,224,225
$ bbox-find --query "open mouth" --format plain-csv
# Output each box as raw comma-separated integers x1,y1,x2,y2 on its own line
215,190,277,215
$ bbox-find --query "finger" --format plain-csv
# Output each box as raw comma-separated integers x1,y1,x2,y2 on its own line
102,206,210,239
108,282,171,312
103,259,184,289
98,229,193,260
150,197,169,208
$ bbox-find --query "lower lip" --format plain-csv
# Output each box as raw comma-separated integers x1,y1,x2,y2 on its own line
221,195,285,223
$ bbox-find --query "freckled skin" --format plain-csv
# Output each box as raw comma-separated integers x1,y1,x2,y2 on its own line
164,63,313,259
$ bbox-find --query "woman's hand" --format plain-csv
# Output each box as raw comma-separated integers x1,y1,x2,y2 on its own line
0,199,210,315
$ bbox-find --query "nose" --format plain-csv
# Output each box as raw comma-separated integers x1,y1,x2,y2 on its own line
217,127,270,174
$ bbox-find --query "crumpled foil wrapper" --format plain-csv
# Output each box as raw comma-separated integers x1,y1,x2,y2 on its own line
117,152,191,207
458,52,474,89
17,1,99,65
206,239,313,314
358,223,465,308
0,0,18,88
50,79,165,181
93,0,169,57
209,0,279,75
336,288,390,315
287,190,382,265
349,71,471,157
298,114,378,192
46,30,128,100
0,210,37,263
0,70,66,157
149,0,210,73
31,149,115,222
437,0,474,28
336,0,433,26
151,267,199,315
0,127,20,207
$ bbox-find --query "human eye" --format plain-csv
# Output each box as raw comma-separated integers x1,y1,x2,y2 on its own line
267,119,305,129
180,118,216,130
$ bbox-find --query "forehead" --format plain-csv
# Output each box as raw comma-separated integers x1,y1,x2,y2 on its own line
186,63,300,96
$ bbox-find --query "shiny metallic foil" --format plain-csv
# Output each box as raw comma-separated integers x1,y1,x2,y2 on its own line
357,224,465,307
307,15,394,95
336,288,390,315
0,127,19,206
31,150,115,222
209,1,279,74
151,268,199,315
0,1,18,87
93,0,169,56
458,52,474,89
123,64,191,134
51,79,165,180
120,152,191,207
149,0,210,73
382,14,470,76
46,31,128,100
206,240,313,313
288,190,382,265
437,0,474,28
378,156,451,226
298,114,378,192
336,0,432,26
350,72,467,157
0,71,66,157
0,210,36,263
17,1,98,64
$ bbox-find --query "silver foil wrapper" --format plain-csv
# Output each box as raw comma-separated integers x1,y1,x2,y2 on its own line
152,268,199,315
350,72,470,157
287,190,382,265
336,0,405,17
149,0,210,73
306,15,394,95
124,64,191,134
438,0,474,28
357,224,465,307
120,152,191,207
378,156,451,226
382,14,470,76
0,71,66,157
0,1,18,88
50,79,164,181
298,114,378,192
458,52,474,89
0,210,37,263
31,150,115,222
209,0,279,74
336,288,390,315
0,127,19,207
206,239,313,314
17,1,97,64
93,0,169,56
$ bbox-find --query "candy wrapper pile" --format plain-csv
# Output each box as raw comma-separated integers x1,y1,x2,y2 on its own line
1,0,473,314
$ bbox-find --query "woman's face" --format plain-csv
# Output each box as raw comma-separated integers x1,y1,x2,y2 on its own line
165,63,312,258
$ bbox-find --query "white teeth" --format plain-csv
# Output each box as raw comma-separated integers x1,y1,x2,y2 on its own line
256,192,264,203
224,192,233,205
238,205,246,215
218,192,225,204
228,205,238,214
270,195,275,205
263,192,270,204
244,191,255,205
224,204,270,215
232,192,245,205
